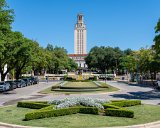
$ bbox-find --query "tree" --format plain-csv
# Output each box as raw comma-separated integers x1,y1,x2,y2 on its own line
14,38,40,79
85,46,118,73
67,58,78,71
0,31,25,80
0,0,14,80
120,54,137,73
45,44,76,74
153,18,160,54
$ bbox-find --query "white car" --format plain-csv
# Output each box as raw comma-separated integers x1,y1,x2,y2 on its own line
0,81,11,92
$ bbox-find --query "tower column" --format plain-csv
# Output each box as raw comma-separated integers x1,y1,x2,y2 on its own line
74,13,87,54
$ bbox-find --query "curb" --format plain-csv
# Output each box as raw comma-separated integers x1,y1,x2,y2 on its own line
1,121,160,128
0,122,44,128
105,120,160,128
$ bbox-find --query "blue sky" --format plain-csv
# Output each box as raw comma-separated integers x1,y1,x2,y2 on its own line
7,0,160,53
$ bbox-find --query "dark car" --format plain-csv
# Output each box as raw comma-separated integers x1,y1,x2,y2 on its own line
5,81,17,90
22,78,31,86
29,77,39,84
0,81,10,92
14,79,26,88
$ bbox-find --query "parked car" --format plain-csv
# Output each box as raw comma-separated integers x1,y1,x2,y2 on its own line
22,78,31,86
5,81,17,90
0,81,11,92
156,80,160,89
14,79,26,88
28,77,39,84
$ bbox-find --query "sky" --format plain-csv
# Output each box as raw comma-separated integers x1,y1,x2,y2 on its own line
7,0,160,53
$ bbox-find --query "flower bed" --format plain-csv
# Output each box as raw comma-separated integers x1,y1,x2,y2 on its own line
17,98,141,121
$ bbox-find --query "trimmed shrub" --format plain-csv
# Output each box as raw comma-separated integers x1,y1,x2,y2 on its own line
111,100,127,102
105,108,134,118
52,88,104,92
79,107,99,115
51,86,59,90
93,76,97,81
17,102,50,109
25,107,80,120
60,86,99,89
110,100,141,107
89,77,94,80
39,105,55,111
103,104,121,109
25,107,99,120
65,77,76,81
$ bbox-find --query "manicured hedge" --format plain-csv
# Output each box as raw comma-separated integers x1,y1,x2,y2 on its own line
52,88,104,92
60,86,99,89
103,104,121,109
38,105,55,111
65,77,76,81
25,107,80,120
51,86,59,89
25,107,99,120
17,102,50,109
105,108,134,118
79,107,99,115
65,79,91,82
110,100,141,107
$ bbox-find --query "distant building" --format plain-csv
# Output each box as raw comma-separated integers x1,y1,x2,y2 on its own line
69,13,87,68
68,54,87,68
74,13,87,54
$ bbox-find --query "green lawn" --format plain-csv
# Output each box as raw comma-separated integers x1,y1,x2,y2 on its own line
39,81,119,94
0,105,160,128
64,82,97,87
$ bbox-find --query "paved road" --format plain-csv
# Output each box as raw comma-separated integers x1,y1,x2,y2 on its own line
0,82,57,106
0,81,160,128
36,81,160,105
0,81,160,106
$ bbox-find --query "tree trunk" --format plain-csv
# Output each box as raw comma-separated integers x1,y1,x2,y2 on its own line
1,73,6,81
15,70,21,80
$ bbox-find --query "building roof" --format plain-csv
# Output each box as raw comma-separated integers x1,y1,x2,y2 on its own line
68,54,88,57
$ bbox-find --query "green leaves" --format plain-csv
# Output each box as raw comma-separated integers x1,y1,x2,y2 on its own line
85,46,123,73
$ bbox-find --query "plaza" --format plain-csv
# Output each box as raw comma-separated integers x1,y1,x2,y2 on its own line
0,0,160,128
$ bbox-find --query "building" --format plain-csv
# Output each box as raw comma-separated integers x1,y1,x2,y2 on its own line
68,54,87,68
68,13,87,68
74,13,87,54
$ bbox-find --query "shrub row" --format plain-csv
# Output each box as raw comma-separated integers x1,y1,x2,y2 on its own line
51,85,59,89
65,77,76,81
103,104,121,109
38,105,55,111
25,107,79,120
52,88,103,92
17,101,50,109
25,107,99,120
105,108,134,118
102,100,141,118
60,86,99,89
65,79,92,82
110,100,141,107
79,107,99,114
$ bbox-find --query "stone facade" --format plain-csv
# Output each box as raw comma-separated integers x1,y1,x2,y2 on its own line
69,13,87,68
74,13,87,54
68,54,87,68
